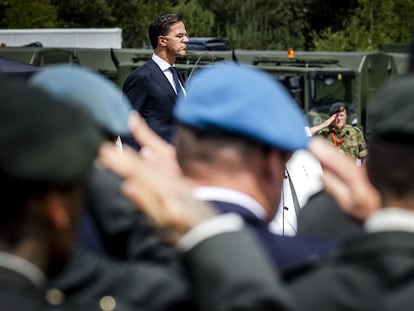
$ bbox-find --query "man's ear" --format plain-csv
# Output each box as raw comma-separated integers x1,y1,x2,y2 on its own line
266,150,291,180
43,192,69,230
159,36,167,47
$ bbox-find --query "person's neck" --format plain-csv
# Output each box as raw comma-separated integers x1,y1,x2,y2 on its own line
334,123,346,131
154,49,176,66
383,200,414,211
188,167,273,220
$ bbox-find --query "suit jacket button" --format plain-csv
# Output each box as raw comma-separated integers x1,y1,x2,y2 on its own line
45,288,65,305
99,295,116,311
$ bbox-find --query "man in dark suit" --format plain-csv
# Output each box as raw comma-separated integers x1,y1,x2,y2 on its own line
287,76,414,310
0,80,103,310
123,13,188,145
168,63,335,272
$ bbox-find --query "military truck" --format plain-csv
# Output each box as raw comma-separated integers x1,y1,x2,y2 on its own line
113,48,403,136
234,50,403,137
0,44,406,136
252,56,357,127
113,48,234,87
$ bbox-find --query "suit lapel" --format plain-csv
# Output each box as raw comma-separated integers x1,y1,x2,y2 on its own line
148,59,177,101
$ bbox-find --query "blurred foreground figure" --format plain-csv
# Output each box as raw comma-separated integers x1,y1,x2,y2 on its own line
288,76,414,311
119,63,336,272
30,65,192,311
99,141,296,311
30,64,132,153
172,63,336,271
0,80,103,310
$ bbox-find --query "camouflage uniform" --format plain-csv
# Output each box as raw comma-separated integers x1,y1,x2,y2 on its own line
317,124,368,159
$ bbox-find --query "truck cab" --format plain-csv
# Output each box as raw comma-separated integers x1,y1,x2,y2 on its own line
253,57,357,128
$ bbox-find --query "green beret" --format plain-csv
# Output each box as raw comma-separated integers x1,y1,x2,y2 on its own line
0,80,103,184
369,76,414,139
329,102,346,116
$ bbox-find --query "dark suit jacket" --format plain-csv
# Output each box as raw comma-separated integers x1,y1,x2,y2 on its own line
287,231,414,311
0,266,99,311
183,228,296,311
0,267,45,311
123,59,180,144
298,190,364,240
211,201,337,272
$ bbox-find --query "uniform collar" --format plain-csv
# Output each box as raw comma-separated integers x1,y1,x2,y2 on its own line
193,186,267,220
330,125,344,135
0,252,46,288
365,207,414,234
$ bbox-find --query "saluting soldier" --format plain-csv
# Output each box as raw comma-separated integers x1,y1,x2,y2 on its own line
310,102,367,163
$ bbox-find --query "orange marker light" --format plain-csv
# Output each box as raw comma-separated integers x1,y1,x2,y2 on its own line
287,48,295,58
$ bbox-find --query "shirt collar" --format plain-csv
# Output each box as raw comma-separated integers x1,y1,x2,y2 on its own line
365,207,414,234
0,252,46,287
152,53,173,72
193,186,267,220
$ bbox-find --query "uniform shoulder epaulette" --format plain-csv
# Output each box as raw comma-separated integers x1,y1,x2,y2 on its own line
351,125,364,135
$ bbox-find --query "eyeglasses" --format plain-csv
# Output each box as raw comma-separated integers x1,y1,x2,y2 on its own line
163,33,189,41
174,33,189,39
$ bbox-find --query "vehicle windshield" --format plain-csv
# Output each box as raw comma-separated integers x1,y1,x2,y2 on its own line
274,74,305,110
310,74,355,116
273,71,357,126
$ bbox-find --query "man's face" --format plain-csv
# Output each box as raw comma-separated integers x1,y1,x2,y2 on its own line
333,110,347,130
164,21,189,59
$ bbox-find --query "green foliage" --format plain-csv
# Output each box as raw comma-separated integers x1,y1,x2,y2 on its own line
111,0,174,48
172,0,214,38
391,0,414,42
311,0,414,51
1,0,413,51
201,0,307,50
0,1,7,27
52,0,115,27
4,0,58,28
111,0,214,48
198,0,244,36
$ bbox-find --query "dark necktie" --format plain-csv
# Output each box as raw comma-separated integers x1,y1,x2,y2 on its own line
170,67,183,96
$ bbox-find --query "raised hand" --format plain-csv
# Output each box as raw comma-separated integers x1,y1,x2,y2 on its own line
99,142,216,245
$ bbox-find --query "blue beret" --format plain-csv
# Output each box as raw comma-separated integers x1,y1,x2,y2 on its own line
30,65,132,136
0,80,102,184
174,63,309,151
